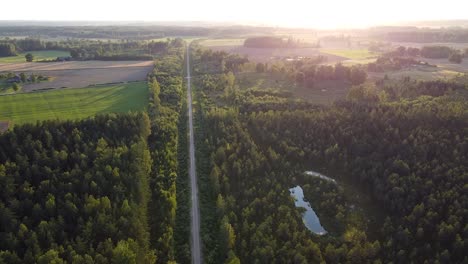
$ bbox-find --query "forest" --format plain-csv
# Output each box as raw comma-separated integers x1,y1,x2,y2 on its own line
0,38,185,61
0,40,187,263
385,29,468,43
191,42,468,263
0,113,156,263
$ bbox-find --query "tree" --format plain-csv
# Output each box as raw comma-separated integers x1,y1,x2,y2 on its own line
449,53,462,64
0,43,16,56
37,249,64,264
12,82,20,92
349,66,367,85
25,53,34,62
19,73,27,83
112,239,138,264
256,63,265,73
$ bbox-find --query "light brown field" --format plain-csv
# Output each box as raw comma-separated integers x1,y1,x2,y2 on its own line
0,61,153,92
0,60,153,72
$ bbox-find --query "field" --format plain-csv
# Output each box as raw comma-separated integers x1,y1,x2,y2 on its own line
0,82,148,125
199,38,245,47
320,49,377,60
236,72,350,104
0,50,71,63
201,38,379,64
0,61,153,92
208,45,347,63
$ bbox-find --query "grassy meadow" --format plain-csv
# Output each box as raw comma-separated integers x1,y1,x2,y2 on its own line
0,50,71,63
0,82,148,125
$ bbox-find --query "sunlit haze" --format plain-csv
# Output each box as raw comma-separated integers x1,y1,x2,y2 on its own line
1,0,467,28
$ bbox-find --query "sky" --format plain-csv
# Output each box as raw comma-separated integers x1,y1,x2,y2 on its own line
1,0,467,29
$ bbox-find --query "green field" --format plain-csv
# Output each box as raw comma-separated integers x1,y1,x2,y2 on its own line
0,82,148,125
320,49,376,60
0,50,71,63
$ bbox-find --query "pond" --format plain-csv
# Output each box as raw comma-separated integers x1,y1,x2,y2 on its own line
304,170,336,184
289,185,327,235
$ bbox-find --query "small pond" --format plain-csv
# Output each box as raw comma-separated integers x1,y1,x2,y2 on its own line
304,170,336,184
289,185,327,235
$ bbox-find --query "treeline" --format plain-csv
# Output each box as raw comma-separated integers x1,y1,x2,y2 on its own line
0,26,203,40
146,44,187,263
0,43,16,56
294,63,367,87
192,47,249,74
374,45,465,69
244,36,319,48
0,37,184,61
0,113,156,263
377,78,466,99
386,29,468,43
368,56,423,72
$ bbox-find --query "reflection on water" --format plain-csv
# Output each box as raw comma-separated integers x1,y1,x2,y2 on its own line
289,185,327,235
304,170,336,184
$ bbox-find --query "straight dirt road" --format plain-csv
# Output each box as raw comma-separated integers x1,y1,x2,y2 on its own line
186,44,202,264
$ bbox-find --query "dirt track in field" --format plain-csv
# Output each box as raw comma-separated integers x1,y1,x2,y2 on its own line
0,61,153,91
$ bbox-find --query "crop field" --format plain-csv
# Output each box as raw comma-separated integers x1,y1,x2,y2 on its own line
0,61,153,92
0,82,148,125
319,49,377,60
0,50,71,63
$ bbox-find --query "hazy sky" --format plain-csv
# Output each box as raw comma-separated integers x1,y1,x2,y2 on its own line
1,0,467,28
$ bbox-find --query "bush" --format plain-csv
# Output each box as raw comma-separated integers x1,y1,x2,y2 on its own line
449,53,463,64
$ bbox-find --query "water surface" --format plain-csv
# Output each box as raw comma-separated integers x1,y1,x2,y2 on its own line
289,185,327,235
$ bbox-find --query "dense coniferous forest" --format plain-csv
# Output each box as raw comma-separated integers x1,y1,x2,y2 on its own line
191,42,468,263
146,42,187,263
0,40,187,264
0,114,156,263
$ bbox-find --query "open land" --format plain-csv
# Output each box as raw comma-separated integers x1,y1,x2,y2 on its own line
0,61,153,92
0,82,148,125
207,45,347,63
0,50,71,63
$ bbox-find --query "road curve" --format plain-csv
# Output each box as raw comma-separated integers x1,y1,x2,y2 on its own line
186,44,202,264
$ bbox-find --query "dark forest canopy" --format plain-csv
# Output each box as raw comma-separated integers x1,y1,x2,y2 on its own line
191,41,468,263
0,113,156,263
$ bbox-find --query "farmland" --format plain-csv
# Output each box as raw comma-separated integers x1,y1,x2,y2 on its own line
207,45,346,62
0,60,153,92
0,50,71,63
199,38,245,47
0,82,148,125
319,48,376,60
